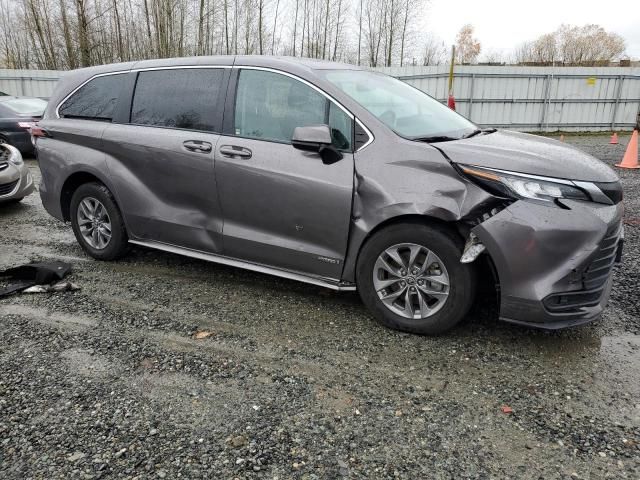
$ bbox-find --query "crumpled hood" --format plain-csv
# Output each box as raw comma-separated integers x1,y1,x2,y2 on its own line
437,130,618,182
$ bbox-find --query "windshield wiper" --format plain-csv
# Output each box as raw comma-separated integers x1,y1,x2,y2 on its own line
462,128,483,139
463,127,498,139
412,135,460,143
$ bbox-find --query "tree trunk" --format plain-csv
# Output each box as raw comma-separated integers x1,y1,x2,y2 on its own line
59,0,76,68
233,0,238,54
399,0,409,66
321,0,329,59
357,0,363,65
223,0,230,54
271,0,280,54
386,0,394,67
292,0,299,56
143,0,153,55
258,0,263,55
197,0,205,54
113,0,125,61
332,0,342,60
74,0,91,66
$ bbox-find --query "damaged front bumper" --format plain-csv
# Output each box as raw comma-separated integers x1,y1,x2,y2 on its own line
472,199,623,329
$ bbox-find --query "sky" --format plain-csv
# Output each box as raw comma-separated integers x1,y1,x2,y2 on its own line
424,0,640,60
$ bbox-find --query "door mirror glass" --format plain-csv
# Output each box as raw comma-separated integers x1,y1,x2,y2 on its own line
292,125,343,165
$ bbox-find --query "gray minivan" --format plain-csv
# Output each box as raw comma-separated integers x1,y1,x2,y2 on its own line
36,56,623,334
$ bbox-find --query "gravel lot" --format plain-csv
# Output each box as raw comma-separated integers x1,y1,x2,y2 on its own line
1,134,639,479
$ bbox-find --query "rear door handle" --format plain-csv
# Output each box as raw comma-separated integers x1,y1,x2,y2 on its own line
183,140,212,153
219,145,252,159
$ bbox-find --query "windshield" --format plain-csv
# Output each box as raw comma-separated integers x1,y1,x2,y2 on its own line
0,98,47,115
321,70,476,140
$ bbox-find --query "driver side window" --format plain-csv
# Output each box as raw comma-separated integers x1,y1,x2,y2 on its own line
234,69,352,151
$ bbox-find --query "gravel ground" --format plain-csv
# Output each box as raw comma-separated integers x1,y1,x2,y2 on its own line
1,134,639,479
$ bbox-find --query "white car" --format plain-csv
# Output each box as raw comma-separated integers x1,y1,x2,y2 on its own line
0,143,35,203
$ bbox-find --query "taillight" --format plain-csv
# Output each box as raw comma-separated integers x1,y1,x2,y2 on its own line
30,126,48,137
30,125,49,146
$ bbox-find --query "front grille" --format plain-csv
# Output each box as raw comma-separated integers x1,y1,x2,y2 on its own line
0,161,8,172
0,179,19,196
543,224,621,313
582,228,620,290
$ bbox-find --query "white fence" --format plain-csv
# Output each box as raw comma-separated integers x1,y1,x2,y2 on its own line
0,69,63,98
2,65,640,132
375,65,640,132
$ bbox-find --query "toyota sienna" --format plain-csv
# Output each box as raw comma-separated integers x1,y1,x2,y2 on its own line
36,56,624,334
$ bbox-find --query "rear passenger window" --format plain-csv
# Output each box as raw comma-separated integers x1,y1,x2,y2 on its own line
131,69,224,132
59,74,126,121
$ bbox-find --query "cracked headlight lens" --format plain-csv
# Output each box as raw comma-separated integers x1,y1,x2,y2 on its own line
459,164,590,203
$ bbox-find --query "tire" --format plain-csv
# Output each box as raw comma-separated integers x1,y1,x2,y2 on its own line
356,222,476,335
70,182,128,260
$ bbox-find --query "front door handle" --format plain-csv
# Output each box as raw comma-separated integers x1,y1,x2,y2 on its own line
183,140,213,153
219,145,252,159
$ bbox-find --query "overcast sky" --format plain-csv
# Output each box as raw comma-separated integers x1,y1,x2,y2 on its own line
424,0,640,59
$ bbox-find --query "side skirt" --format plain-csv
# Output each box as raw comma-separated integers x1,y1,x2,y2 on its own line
128,239,357,291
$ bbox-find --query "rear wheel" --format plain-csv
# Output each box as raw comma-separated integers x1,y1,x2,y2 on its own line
356,222,476,335
70,182,128,260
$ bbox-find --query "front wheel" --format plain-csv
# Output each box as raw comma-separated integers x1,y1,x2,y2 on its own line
356,223,476,335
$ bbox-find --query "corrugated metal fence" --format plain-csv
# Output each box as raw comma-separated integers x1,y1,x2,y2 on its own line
375,66,640,132
0,69,63,98
2,65,640,132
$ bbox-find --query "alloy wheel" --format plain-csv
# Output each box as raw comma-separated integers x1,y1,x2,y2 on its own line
373,242,450,319
77,197,112,249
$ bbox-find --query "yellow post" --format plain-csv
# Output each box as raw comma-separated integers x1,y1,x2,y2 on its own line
448,45,455,95
447,45,456,110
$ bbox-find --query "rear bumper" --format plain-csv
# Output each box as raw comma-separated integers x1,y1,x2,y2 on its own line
38,161,64,220
473,199,623,329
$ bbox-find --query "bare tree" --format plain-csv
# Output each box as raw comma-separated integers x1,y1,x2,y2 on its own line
421,33,446,65
515,24,626,65
0,0,445,69
479,48,504,64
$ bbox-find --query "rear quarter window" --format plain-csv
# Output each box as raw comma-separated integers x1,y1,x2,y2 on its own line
58,74,126,121
130,69,224,132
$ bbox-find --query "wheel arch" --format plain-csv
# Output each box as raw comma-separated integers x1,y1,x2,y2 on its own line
60,170,118,222
342,213,467,284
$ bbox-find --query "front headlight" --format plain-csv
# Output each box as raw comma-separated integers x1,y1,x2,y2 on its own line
3,143,23,166
459,164,591,204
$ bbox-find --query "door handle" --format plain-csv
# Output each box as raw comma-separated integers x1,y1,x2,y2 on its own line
183,140,212,153
219,145,252,159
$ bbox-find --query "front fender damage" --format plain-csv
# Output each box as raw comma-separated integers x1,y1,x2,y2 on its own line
341,154,503,282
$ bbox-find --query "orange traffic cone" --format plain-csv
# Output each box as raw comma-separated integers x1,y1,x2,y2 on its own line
616,130,640,169
610,132,618,144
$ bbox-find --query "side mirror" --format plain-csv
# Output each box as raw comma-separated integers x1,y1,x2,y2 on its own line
291,124,343,164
